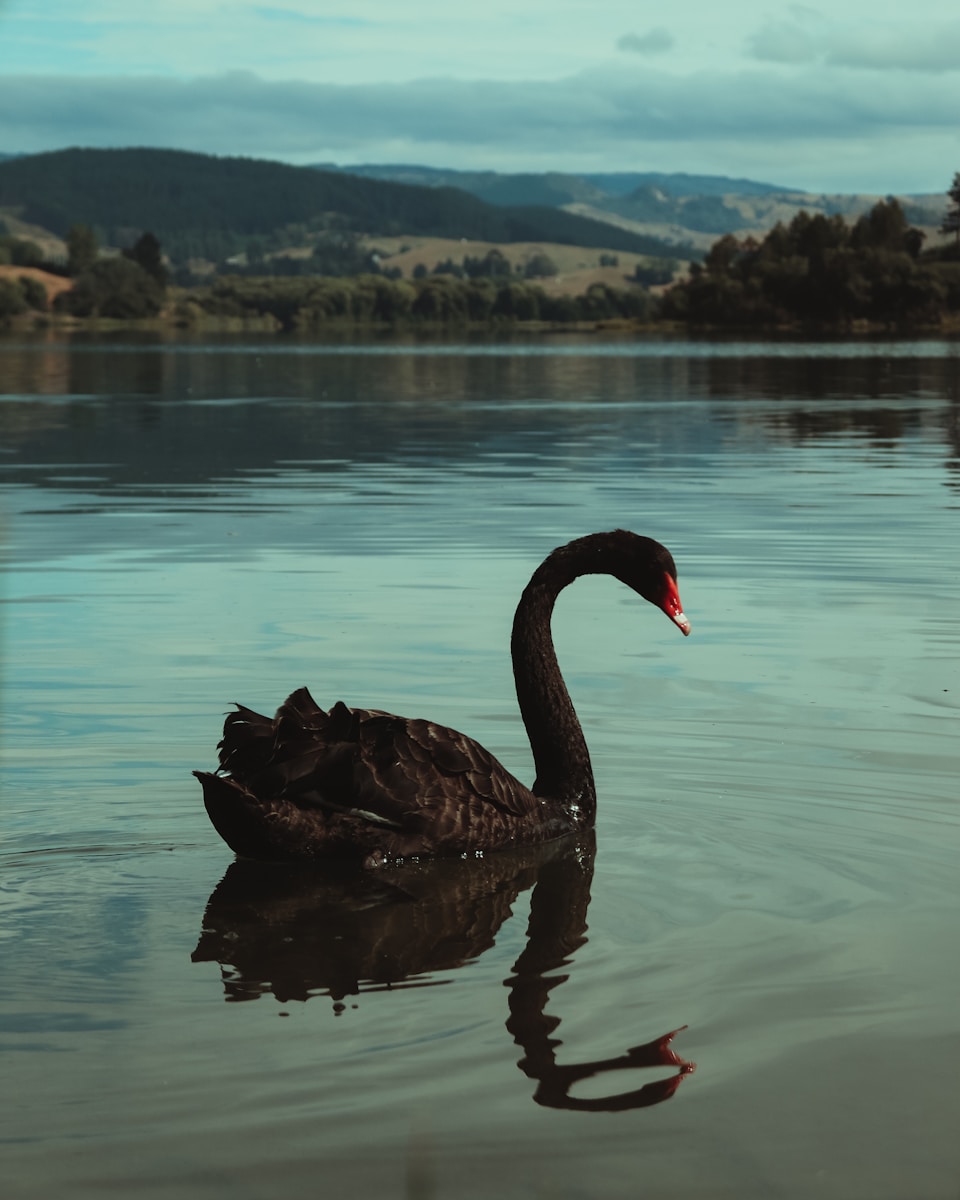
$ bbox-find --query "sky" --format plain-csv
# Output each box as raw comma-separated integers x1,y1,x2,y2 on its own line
1,0,959,195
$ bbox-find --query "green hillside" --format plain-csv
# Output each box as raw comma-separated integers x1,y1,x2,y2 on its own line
321,164,612,207
0,148,682,263
321,163,794,203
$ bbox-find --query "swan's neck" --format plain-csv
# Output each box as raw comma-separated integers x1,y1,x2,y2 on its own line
511,561,595,816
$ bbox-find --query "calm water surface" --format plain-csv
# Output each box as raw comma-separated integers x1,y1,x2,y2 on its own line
2,331,959,1199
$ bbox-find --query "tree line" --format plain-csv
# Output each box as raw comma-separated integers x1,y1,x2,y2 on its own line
660,196,960,327
4,185,960,329
0,221,656,325
181,272,652,329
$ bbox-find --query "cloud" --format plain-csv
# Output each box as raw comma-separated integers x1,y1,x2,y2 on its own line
747,17,960,72
0,65,956,192
616,28,674,56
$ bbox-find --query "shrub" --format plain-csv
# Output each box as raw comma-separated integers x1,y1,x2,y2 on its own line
55,257,164,318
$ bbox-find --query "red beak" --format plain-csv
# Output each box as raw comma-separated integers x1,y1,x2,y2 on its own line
659,573,691,636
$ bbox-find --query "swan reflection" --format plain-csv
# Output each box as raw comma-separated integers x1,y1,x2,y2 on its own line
192,834,695,1111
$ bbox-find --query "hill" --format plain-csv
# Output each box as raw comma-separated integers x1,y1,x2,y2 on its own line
319,163,795,205
317,164,615,208
0,148,683,264
323,162,947,245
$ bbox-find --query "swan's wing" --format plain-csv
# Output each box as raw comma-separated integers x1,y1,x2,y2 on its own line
218,687,540,833
347,710,539,823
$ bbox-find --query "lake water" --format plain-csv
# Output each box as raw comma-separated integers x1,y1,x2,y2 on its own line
2,329,959,1200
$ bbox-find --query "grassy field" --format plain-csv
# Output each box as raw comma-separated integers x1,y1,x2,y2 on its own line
360,235,663,296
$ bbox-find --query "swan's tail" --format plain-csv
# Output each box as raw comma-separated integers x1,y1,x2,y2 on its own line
194,770,275,859
195,688,396,860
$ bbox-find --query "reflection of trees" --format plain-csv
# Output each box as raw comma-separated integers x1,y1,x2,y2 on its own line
0,342,693,490
701,353,960,478
192,834,695,1111
701,349,960,406
761,405,922,445
4,340,957,495
946,393,960,489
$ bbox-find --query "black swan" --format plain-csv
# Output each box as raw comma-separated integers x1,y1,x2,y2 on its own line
195,530,690,865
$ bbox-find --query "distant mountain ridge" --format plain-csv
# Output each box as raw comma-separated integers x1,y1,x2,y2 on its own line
0,148,684,264
321,162,947,240
319,163,799,201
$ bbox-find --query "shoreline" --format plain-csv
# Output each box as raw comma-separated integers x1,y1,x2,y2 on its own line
5,310,960,338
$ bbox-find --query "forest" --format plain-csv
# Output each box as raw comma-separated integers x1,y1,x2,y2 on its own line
176,272,652,329
0,148,678,262
2,182,960,330
660,198,960,326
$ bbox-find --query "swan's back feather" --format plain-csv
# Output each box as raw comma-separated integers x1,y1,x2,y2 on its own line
196,686,554,863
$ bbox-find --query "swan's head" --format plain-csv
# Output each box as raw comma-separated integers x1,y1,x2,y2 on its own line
543,530,691,635
591,530,692,636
